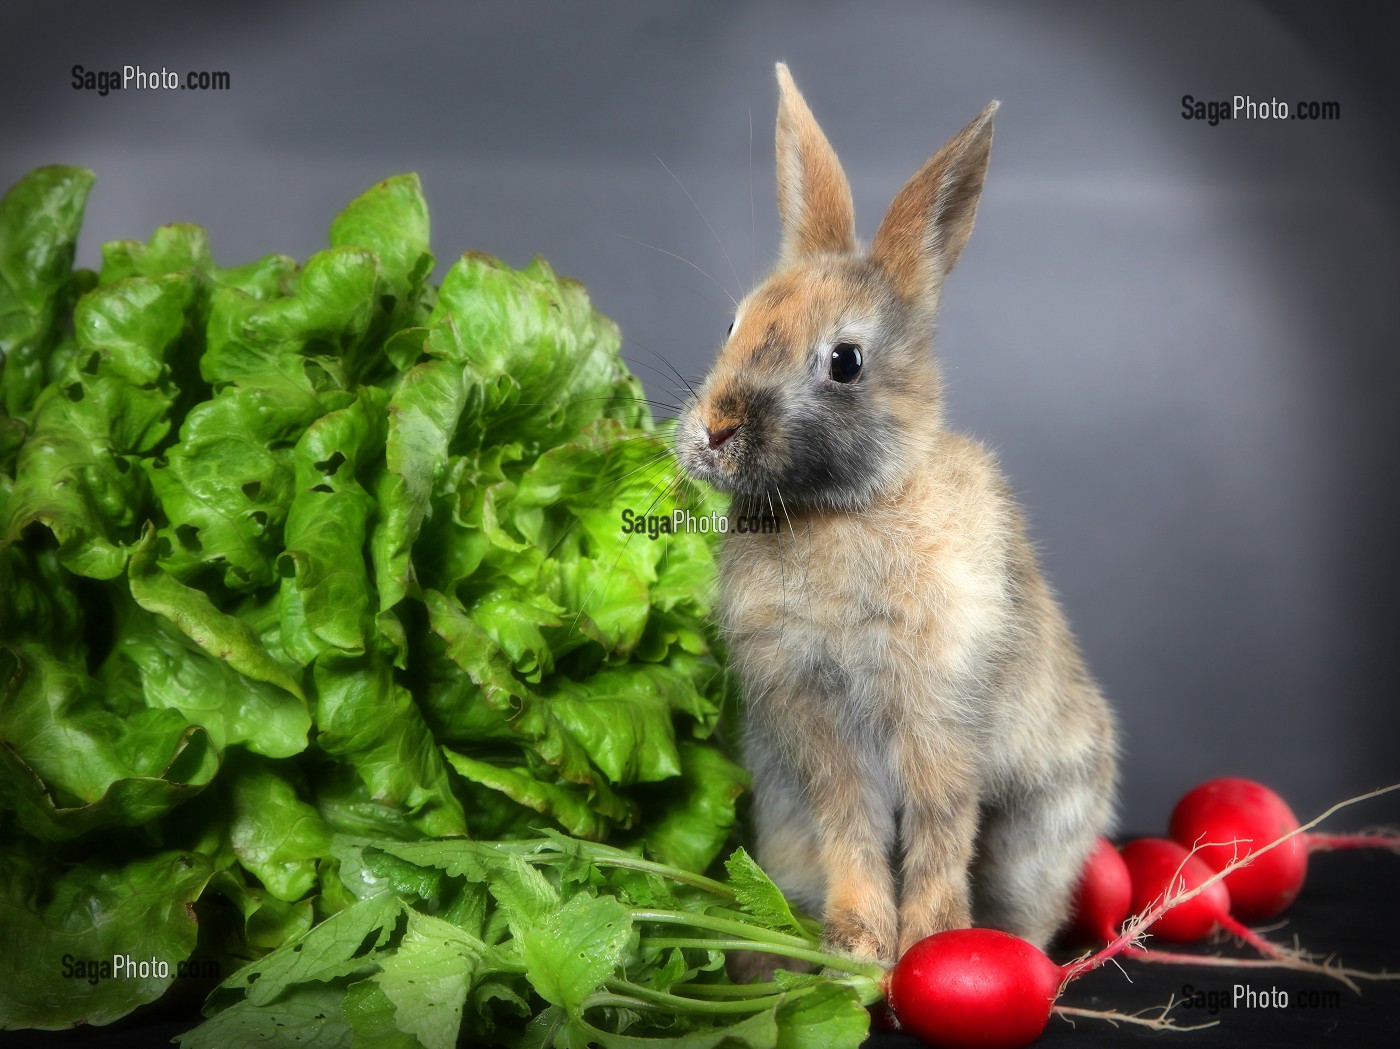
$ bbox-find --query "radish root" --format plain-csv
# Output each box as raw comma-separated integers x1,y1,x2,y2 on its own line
1131,945,1399,989
1307,829,1400,853
1214,912,1362,991
1053,997,1219,1033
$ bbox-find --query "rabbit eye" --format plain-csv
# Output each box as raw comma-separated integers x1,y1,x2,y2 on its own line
829,342,863,383
727,322,734,338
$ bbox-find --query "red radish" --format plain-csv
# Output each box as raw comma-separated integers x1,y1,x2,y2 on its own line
886,918,1218,1047
1065,836,1131,945
1120,838,1235,943
886,929,1060,1049
1168,778,1308,920
1119,835,1313,968
1169,777,1399,921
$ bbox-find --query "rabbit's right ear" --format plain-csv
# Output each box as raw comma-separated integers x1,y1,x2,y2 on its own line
871,101,999,311
775,63,857,265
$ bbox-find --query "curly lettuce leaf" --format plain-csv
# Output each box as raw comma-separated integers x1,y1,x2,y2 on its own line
206,868,315,953
101,598,311,759
145,383,314,589
0,540,84,660
278,386,387,661
314,649,466,838
328,173,433,308
225,754,332,902
0,642,218,841
128,524,307,702
5,272,198,578
443,749,614,841
0,166,94,420
100,222,214,284
426,253,636,453
100,221,299,306
638,743,748,874
367,356,470,660
5,383,147,579
0,847,216,1030
424,589,636,828
72,268,199,392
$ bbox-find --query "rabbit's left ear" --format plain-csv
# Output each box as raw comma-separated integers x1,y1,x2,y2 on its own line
775,63,857,264
872,101,998,308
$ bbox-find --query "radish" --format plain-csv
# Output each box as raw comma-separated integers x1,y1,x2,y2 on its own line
1119,837,1254,944
1169,777,1399,921
884,919,1215,1047
1064,835,1131,945
1117,834,1352,976
886,929,1061,1049
1168,778,1306,920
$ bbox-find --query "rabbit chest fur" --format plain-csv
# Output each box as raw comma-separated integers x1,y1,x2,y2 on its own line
676,64,1117,963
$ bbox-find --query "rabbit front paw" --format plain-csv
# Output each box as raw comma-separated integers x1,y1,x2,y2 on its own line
897,893,974,957
823,906,898,965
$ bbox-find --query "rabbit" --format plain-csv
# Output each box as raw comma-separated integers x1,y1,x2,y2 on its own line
673,63,1118,964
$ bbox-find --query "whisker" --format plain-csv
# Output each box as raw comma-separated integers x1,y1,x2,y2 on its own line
625,337,700,402
774,484,814,621
569,468,686,636
513,394,687,415
614,233,738,310
551,426,679,464
653,152,744,302
766,487,789,649
608,350,694,402
540,453,678,562
539,450,677,513
561,432,673,455
748,106,756,290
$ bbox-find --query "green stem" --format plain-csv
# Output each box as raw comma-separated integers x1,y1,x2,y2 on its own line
644,936,886,984
672,980,783,998
606,979,784,1015
573,998,759,1049
582,991,654,1012
522,850,737,900
630,909,813,949
705,907,822,938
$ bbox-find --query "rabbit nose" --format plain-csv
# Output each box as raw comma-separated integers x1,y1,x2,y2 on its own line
707,424,739,449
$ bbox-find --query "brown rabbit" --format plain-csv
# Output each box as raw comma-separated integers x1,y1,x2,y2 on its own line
674,64,1118,963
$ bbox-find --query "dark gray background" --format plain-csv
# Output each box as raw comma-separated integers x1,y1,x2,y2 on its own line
5,1,1397,833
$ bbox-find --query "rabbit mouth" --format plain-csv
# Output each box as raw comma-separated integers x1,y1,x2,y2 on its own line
676,424,749,490
678,435,807,507
674,409,767,494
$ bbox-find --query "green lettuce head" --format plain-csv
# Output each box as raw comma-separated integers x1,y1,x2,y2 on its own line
0,167,745,1033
